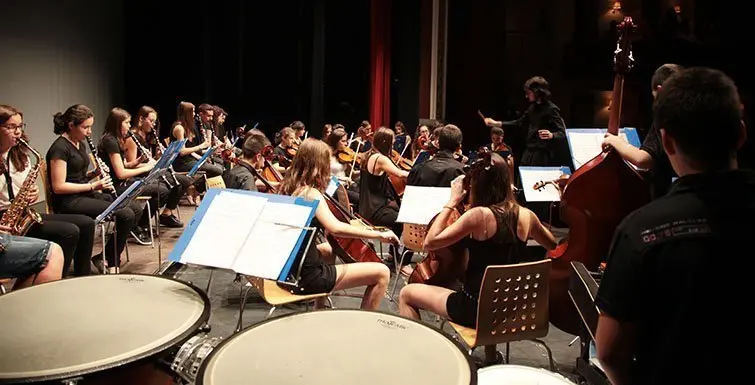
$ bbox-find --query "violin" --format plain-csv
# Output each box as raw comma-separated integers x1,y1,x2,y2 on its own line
285,142,299,159
322,191,383,264
408,147,493,287
230,157,278,193
336,146,357,165
545,17,650,335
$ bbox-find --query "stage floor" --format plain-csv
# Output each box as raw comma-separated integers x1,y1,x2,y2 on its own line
98,205,583,381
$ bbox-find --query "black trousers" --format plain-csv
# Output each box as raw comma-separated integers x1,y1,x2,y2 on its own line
54,193,142,267
174,159,224,193
26,213,95,277
118,177,182,227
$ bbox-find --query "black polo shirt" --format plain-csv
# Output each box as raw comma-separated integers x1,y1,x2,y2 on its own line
407,150,464,188
639,123,677,199
595,169,755,385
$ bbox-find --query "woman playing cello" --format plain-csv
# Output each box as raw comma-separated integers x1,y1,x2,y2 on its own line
279,138,398,310
398,150,556,356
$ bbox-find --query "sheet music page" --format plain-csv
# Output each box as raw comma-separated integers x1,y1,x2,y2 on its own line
567,129,641,171
234,201,314,279
519,167,565,202
396,186,452,225
179,191,267,269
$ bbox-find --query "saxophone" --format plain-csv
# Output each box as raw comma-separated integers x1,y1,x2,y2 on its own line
0,138,44,236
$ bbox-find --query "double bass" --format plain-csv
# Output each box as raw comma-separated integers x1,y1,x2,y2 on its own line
544,17,650,335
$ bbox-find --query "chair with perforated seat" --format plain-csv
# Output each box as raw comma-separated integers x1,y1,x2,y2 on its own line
441,259,555,370
389,223,428,300
204,175,226,190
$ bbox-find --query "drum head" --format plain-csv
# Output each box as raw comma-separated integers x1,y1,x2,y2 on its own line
198,309,475,385
0,274,209,383
478,365,576,384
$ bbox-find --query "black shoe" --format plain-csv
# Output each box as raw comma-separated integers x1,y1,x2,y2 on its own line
91,254,105,274
129,227,152,245
159,214,184,228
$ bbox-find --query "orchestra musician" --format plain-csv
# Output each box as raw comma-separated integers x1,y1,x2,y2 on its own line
222,132,274,192
325,127,360,207
170,101,224,192
358,127,408,238
602,64,684,200
291,120,306,144
484,76,566,167
0,104,94,277
595,68,752,385
0,231,64,289
46,104,140,273
398,152,557,365
128,106,190,227
392,121,412,156
411,124,430,159
279,138,398,310
321,124,332,140
349,120,373,154
97,108,156,245
273,126,297,170
407,124,464,188
197,104,225,166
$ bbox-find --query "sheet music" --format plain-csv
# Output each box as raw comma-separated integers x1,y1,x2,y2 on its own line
566,128,641,170
396,186,452,225
519,167,568,202
234,202,314,279
179,191,267,268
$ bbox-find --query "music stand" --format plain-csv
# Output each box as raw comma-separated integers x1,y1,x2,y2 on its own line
95,171,161,273
188,147,215,177
147,140,185,266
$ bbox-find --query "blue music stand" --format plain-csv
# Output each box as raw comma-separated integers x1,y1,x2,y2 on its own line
188,148,215,177
151,139,185,173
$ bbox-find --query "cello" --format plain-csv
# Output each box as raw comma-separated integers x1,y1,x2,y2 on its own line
407,147,493,287
321,191,384,264
545,17,651,335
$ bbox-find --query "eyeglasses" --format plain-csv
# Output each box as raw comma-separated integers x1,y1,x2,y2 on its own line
0,123,26,131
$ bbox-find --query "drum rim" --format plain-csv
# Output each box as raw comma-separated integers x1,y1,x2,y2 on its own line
194,308,478,385
0,273,211,384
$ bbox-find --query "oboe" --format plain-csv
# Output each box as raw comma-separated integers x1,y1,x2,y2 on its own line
85,136,118,198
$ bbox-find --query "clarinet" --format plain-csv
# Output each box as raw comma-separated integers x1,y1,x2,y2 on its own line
85,136,118,198
128,130,173,188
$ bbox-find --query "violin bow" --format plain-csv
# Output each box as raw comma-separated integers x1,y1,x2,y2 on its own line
347,139,362,181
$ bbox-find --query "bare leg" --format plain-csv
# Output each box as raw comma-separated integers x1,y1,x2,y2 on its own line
398,283,454,321
332,263,390,310
13,243,64,290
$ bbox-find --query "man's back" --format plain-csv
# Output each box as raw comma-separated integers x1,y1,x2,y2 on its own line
596,170,755,384
407,151,463,188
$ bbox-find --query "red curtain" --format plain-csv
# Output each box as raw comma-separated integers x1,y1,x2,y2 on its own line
369,0,391,128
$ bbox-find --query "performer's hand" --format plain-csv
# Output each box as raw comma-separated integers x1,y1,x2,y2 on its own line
377,230,400,246
448,175,467,206
484,118,500,127
601,133,623,151
96,176,113,191
538,129,553,140
0,224,13,234
27,185,40,203
199,139,211,150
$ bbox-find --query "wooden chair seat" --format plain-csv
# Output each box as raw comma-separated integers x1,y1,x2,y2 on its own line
247,276,328,306
205,175,226,190
448,321,477,347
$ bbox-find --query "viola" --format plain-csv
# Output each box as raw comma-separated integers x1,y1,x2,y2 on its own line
408,147,493,287
322,192,383,264
545,17,650,335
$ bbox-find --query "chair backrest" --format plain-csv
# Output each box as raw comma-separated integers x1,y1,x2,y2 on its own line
474,259,552,346
402,223,427,252
38,162,53,214
205,175,226,189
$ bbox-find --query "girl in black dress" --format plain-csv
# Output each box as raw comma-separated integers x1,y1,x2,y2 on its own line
398,150,557,328
278,138,397,310
170,101,223,199
46,104,143,273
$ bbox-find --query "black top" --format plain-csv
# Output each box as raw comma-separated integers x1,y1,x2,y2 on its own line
358,153,397,220
171,123,201,168
98,134,126,187
503,100,566,151
222,162,258,191
639,123,677,199
45,136,93,206
407,151,464,188
461,205,527,300
595,170,755,385
393,133,410,154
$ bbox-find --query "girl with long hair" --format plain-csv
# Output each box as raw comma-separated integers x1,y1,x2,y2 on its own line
278,138,397,310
